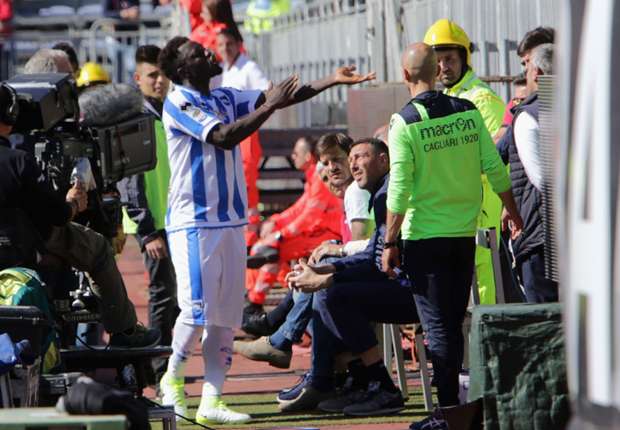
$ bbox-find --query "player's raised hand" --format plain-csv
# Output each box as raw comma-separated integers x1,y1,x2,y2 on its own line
264,74,300,109
333,65,376,85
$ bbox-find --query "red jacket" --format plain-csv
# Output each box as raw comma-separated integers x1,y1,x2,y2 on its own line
190,20,227,56
0,0,12,22
271,163,343,240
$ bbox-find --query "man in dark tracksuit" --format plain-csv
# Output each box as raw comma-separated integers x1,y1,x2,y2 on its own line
287,138,418,417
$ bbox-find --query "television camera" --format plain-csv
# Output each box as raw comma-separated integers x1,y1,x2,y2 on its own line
5,73,157,344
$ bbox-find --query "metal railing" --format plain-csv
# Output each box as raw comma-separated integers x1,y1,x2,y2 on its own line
0,0,190,81
243,0,561,126
2,0,560,125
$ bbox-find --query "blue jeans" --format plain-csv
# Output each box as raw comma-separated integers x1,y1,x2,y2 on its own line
309,287,346,391
275,290,313,343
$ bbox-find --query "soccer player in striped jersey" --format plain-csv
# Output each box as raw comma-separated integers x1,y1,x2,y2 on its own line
157,36,374,425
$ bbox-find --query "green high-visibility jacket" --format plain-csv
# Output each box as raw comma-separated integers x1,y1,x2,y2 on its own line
445,68,506,304
387,92,510,241
444,68,505,136
121,117,170,239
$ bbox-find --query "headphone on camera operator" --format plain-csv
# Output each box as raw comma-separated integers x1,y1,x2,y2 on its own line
0,82,19,131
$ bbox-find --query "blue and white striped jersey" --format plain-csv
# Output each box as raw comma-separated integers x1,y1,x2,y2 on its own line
162,84,262,231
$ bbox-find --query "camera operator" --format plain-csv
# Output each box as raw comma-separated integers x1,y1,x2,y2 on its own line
21,49,125,253
0,82,160,348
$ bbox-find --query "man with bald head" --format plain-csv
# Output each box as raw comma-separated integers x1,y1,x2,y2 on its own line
382,43,522,430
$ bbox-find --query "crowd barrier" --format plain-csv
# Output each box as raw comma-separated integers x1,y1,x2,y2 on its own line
0,0,190,81
2,0,559,120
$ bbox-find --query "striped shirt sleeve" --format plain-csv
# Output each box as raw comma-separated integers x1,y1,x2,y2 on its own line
163,94,221,143
218,88,262,119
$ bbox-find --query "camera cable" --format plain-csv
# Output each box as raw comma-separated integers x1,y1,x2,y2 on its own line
140,396,217,430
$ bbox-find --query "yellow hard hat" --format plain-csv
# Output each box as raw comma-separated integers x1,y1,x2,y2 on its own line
424,19,472,66
76,62,110,87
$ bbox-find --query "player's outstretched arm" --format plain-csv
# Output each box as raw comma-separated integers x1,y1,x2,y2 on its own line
208,75,300,150
282,65,375,107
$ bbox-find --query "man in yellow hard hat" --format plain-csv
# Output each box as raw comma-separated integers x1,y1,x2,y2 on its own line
76,62,111,88
424,19,505,305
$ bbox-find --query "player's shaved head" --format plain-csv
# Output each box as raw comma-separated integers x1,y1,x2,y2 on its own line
401,43,437,83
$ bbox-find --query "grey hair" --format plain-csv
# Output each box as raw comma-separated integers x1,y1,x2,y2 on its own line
531,43,554,75
24,49,72,74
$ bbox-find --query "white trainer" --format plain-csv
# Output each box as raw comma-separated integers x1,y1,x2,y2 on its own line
159,371,187,420
196,395,251,425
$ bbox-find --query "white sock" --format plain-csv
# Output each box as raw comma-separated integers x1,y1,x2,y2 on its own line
201,325,234,398
167,319,202,379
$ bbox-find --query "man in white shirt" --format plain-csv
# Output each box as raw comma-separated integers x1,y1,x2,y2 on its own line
156,35,374,425
211,28,269,91
311,133,374,261
508,43,558,303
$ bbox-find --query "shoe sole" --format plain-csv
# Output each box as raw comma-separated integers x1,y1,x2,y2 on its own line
278,391,336,412
276,392,301,403
269,359,291,369
234,348,291,369
344,405,405,417
277,387,305,403
277,394,319,412
196,415,251,425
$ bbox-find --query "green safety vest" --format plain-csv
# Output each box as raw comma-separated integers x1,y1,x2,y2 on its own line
387,101,511,241
444,68,505,135
122,119,170,234
445,69,506,304
244,0,291,34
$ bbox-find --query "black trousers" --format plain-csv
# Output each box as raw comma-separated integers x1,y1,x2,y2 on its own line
517,245,558,303
319,266,418,355
137,233,179,376
403,237,475,407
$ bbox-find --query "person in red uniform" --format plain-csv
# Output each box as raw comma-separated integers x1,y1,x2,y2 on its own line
245,136,343,310
182,0,244,59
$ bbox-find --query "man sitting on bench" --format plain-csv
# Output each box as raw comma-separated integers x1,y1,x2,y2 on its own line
282,138,418,416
